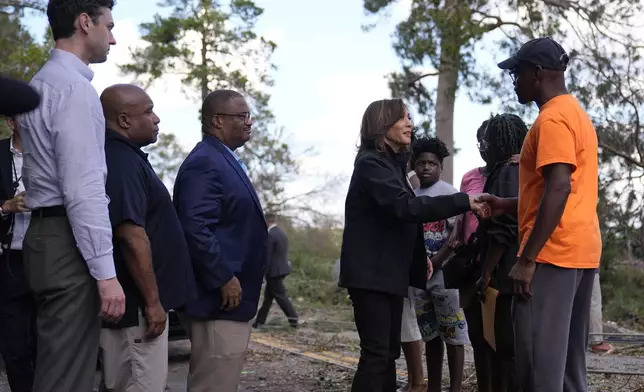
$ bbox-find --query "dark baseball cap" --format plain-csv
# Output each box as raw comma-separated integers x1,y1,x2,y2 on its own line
0,75,40,116
497,37,569,71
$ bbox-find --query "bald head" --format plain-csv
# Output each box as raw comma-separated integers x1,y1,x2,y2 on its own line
201,89,252,150
100,84,160,147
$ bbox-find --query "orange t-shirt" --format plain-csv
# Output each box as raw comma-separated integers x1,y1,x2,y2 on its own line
518,94,602,269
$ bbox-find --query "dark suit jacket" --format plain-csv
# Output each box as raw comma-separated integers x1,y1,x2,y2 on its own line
173,134,267,322
339,147,471,297
0,138,16,248
266,225,291,278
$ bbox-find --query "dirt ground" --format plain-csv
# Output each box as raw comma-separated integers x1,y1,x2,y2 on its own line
2,305,644,392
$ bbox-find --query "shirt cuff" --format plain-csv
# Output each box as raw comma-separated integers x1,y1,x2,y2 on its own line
86,254,117,280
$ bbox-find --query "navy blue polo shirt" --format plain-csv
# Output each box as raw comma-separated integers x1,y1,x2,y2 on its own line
103,129,196,329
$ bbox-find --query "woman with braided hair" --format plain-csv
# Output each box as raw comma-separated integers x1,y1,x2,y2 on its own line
476,113,528,392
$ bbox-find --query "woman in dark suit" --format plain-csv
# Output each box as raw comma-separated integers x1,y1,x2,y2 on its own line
339,99,489,392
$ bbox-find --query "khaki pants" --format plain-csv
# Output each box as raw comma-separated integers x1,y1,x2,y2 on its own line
185,318,252,392
589,272,603,345
99,312,169,392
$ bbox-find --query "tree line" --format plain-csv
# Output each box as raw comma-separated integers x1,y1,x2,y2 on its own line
1,1,643,265
365,0,644,265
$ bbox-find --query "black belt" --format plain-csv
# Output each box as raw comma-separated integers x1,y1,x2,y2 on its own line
32,205,67,218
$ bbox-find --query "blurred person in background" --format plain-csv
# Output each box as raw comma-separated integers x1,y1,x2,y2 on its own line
588,272,613,354
253,212,298,329
0,115,36,392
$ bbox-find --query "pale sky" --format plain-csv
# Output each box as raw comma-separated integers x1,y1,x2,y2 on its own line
24,0,514,217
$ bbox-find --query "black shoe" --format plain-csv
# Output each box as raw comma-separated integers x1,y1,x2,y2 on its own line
252,321,263,329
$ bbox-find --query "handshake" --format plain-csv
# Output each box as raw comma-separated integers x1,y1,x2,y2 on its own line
468,193,507,219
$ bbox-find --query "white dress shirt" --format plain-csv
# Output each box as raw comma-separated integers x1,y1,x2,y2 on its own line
9,137,30,250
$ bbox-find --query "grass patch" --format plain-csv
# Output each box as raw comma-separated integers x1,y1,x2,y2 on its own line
286,254,350,308
601,265,644,331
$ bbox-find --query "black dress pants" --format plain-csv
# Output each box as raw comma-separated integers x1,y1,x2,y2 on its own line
0,250,37,392
255,276,298,326
349,288,403,392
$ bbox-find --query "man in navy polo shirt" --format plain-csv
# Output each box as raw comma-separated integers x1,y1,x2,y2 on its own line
97,84,196,392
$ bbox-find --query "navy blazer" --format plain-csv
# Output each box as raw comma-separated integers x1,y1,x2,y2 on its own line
173,134,267,322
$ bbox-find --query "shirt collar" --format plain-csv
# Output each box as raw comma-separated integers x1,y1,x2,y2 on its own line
268,224,277,231
9,136,21,157
50,49,94,81
205,134,249,174
106,129,149,161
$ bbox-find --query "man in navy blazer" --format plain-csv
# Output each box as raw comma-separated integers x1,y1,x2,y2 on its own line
173,90,267,392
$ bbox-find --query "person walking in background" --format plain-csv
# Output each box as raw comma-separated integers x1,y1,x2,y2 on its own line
0,116,36,392
18,1,126,391
482,37,602,392
339,98,489,392
475,113,528,392
98,84,196,392
174,90,267,392
410,137,466,392
254,212,299,328
589,271,613,353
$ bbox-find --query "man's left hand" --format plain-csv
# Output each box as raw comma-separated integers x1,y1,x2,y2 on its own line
509,256,537,300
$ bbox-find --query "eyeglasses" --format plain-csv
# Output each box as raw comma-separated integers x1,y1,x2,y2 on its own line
477,140,489,151
509,63,542,83
509,70,519,83
215,112,252,124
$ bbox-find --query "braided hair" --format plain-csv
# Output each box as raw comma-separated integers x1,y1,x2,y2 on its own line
485,114,528,165
411,136,450,166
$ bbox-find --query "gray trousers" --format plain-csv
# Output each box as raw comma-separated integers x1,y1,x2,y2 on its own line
23,216,101,392
513,263,595,392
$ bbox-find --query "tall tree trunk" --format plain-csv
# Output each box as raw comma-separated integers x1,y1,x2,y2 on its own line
434,40,461,186
434,0,462,186
200,32,208,101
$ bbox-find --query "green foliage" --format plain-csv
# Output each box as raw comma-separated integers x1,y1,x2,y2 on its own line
0,117,11,139
602,265,644,331
281,219,348,307
0,9,51,81
120,0,297,211
144,132,188,187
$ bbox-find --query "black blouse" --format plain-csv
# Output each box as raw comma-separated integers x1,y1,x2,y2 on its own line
477,162,520,294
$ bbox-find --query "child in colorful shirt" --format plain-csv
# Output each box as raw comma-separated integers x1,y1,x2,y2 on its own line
411,137,468,392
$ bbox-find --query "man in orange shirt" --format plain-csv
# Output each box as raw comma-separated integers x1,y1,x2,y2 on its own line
480,37,601,392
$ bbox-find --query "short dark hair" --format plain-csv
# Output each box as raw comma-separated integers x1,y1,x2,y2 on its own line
358,99,407,153
485,114,528,163
265,212,276,221
201,89,243,134
411,136,450,166
47,0,115,40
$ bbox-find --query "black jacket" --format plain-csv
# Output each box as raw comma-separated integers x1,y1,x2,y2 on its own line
339,148,471,297
0,138,16,249
266,225,291,278
477,162,520,294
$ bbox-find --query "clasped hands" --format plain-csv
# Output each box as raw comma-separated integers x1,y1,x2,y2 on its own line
468,193,493,219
